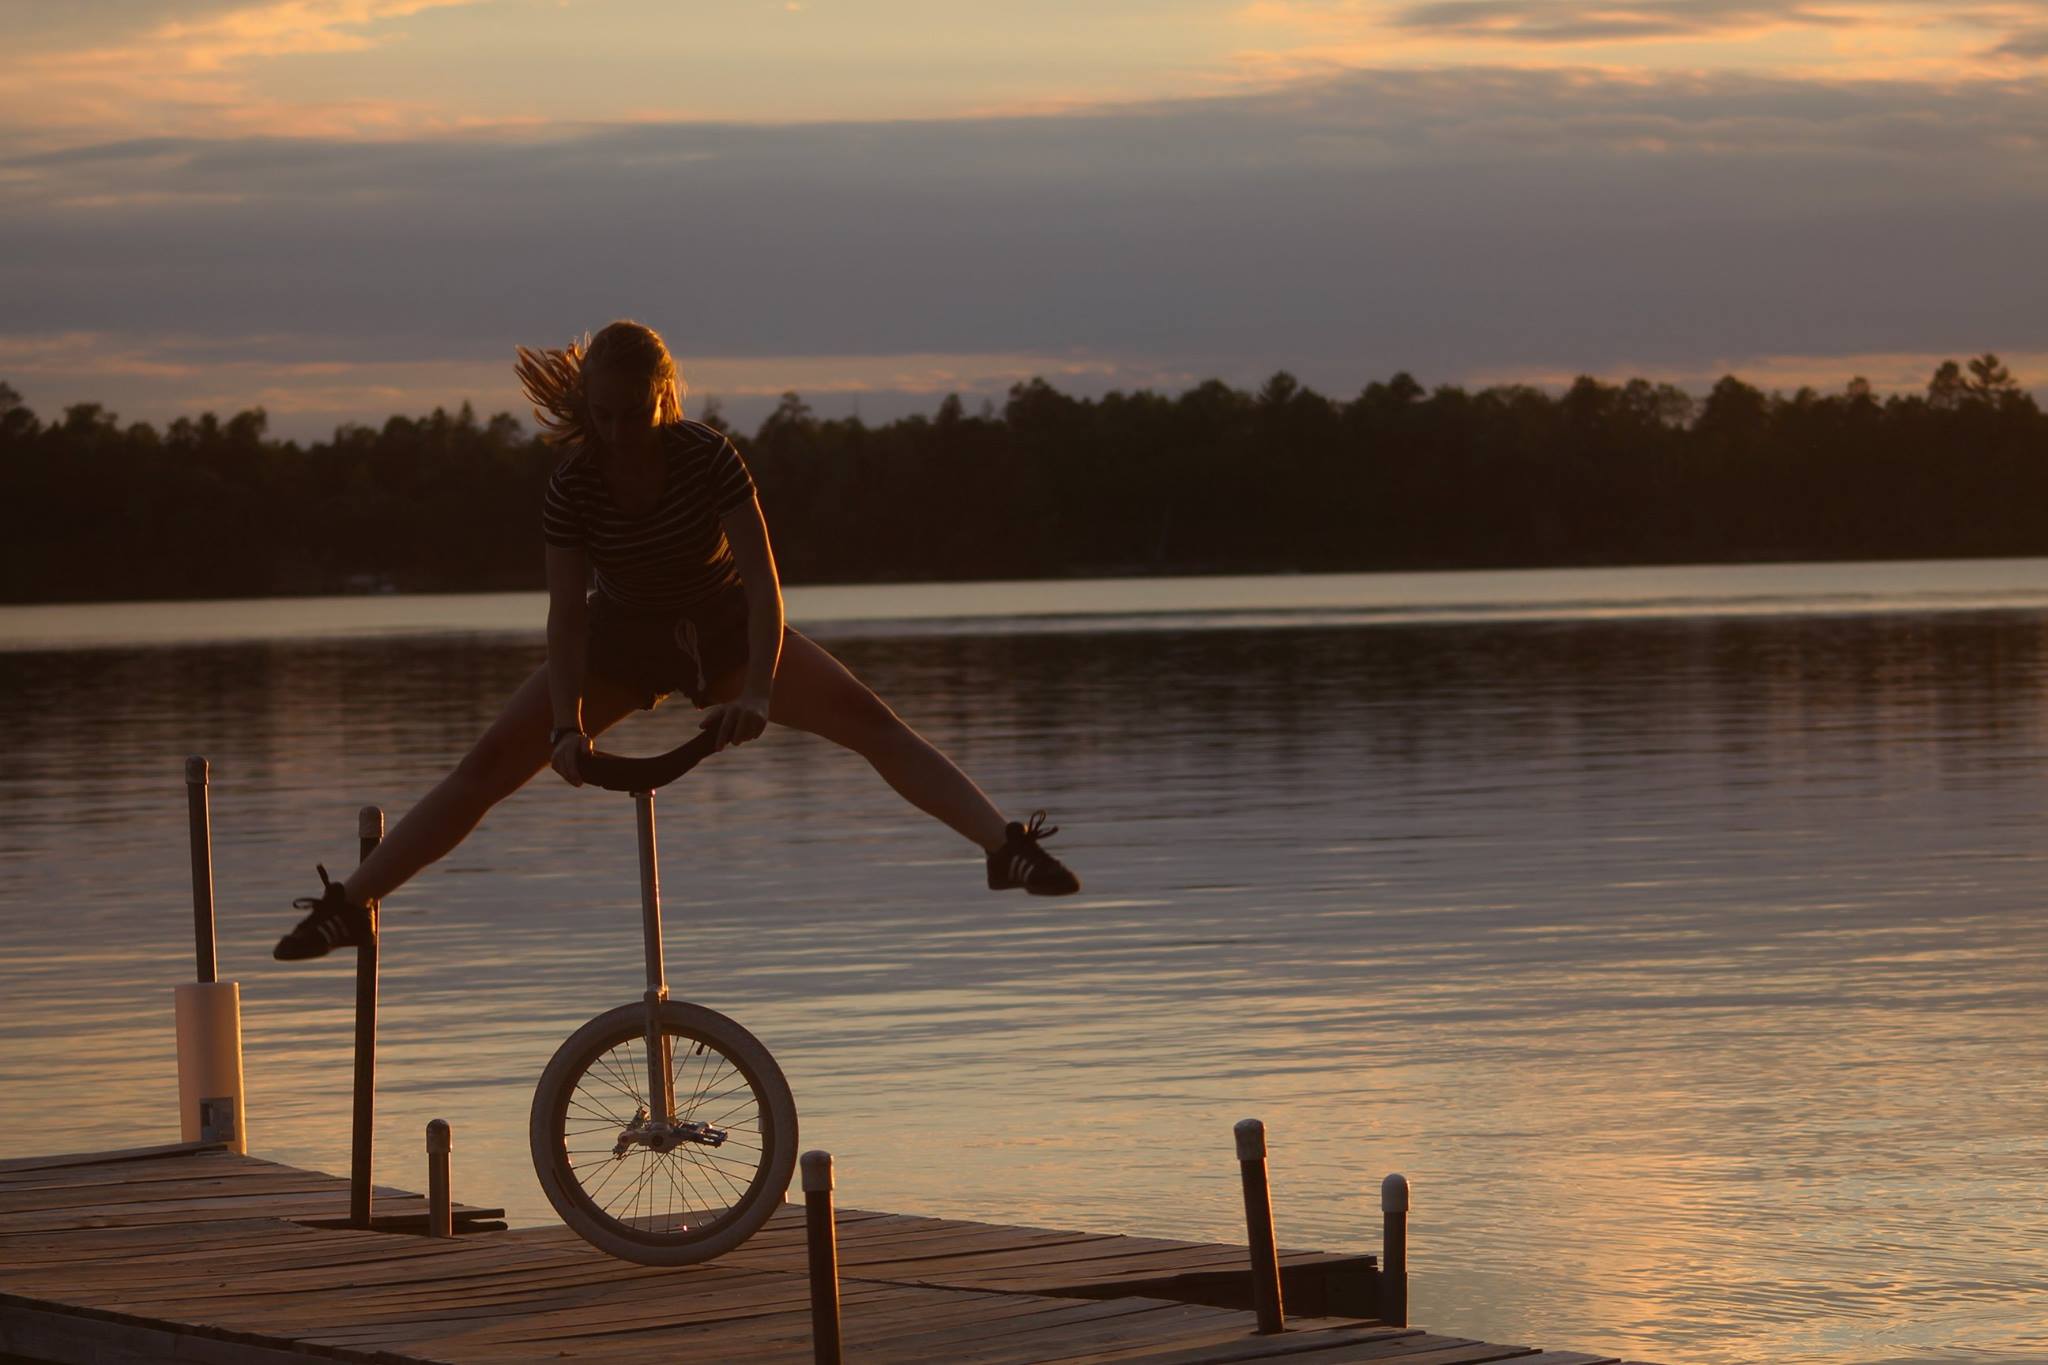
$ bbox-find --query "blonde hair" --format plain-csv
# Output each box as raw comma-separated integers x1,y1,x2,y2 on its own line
514,319,685,449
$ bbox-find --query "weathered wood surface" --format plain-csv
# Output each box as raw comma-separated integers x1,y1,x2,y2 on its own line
0,1145,1663,1364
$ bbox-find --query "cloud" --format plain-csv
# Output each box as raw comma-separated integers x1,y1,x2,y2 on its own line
1990,26,2048,56
4,65,2046,432
0,332,1177,439
1387,1,1855,43
1244,1,2048,80
0,0,488,145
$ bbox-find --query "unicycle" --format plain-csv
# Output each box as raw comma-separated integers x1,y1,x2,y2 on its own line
529,730,798,1265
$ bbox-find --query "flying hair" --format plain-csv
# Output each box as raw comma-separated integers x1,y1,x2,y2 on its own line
514,320,686,449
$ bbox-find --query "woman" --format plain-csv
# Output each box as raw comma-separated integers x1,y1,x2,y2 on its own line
275,320,1077,960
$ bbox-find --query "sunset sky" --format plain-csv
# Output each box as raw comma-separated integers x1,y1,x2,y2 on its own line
5,1,2047,435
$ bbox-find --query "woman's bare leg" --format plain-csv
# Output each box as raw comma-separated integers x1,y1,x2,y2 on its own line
341,663,639,905
748,630,1010,852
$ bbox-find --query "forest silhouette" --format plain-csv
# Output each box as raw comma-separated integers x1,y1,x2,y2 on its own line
1,356,2038,604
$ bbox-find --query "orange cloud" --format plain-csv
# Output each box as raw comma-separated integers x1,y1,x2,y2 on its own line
0,0,487,146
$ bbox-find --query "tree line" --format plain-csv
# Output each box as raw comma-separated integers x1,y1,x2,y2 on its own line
0,355,2039,604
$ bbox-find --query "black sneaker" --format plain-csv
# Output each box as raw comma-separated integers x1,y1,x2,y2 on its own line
274,865,373,961
987,811,1081,896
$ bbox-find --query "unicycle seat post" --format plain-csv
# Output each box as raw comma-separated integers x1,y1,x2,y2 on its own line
633,790,672,1122
634,791,667,1001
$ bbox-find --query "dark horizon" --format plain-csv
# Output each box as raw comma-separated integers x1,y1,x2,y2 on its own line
2,354,2038,606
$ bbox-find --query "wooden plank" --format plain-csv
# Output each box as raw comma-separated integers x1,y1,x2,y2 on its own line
489,1291,960,1363
416,1284,917,1361
1084,1328,1461,1365
887,1301,1253,1365
825,1220,1103,1254
0,1142,226,1176
0,1219,314,1267
0,1156,267,1195
0,1161,312,1197
86,1252,712,1326
71,1235,612,1300
1215,1336,1524,1365
843,1236,1269,1283
864,1253,1263,1293
81,1251,763,1323
470,1278,916,1343
315,1268,811,1334
860,1298,1236,1364
0,1301,352,1364
1,1232,557,1298
835,1227,1113,1267
3,1237,456,1289
423,1273,903,1345
840,1289,1095,1339
1024,1253,1380,1320
1035,1324,1426,1365
0,1193,457,1234
854,1295,1198,1364
0,1177,362,1216
1308,1343,1536,1365
733,1209,980,1253
209,1255,682,1313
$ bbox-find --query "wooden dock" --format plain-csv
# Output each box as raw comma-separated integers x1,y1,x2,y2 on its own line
0,1143,1660,1364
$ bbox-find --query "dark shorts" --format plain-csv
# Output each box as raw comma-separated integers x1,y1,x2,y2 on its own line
586,585,749,710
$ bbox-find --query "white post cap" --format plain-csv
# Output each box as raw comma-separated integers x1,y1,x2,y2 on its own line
1381,1172,1410,1213
801,1149,834,1193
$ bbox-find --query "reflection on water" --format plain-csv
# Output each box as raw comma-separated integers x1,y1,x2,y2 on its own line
8,556,2048,650
3,574,2048,1365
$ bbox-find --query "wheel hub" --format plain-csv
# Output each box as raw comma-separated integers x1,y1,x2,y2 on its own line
611,1108,730,1157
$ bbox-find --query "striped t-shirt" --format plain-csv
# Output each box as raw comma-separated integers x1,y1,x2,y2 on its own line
541,420,757,610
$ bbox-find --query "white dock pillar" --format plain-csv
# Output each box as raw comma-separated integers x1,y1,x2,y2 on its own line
176,757,247,1152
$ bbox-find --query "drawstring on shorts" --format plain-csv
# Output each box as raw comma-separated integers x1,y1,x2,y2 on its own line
673,618,707,697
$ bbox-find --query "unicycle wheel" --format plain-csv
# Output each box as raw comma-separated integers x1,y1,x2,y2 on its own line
530,999,797,1264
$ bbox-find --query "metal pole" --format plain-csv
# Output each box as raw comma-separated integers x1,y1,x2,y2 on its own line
350,806,383,1229
635,791,673,1123
1234,1118,1285,1334
802,1150,843,1365
184,756,217,984
1381,1173,1409,1328
426,1120,452,1238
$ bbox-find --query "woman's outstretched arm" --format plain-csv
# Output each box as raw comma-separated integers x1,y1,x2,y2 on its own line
545,542,593,783
702,494,783,750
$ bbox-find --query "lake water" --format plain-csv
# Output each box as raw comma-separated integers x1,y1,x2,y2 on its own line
3,560,2046,1365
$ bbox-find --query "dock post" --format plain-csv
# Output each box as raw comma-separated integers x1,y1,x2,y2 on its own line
350,806,383,1230
426,1120,452,1237
1381,1173,1409,1328
174,757,248,1153
185,756,218,984
802,1150,843,1365
1234,1118,1286,1334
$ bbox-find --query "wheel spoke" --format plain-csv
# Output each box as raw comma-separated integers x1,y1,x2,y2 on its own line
679,1144,750,1207
665,1150,717,1218
597,1038,643,1095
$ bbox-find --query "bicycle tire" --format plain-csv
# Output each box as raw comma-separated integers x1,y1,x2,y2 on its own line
530,999,797,1264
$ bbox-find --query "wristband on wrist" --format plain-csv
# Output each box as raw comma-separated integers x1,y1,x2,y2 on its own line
549,726,583,747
